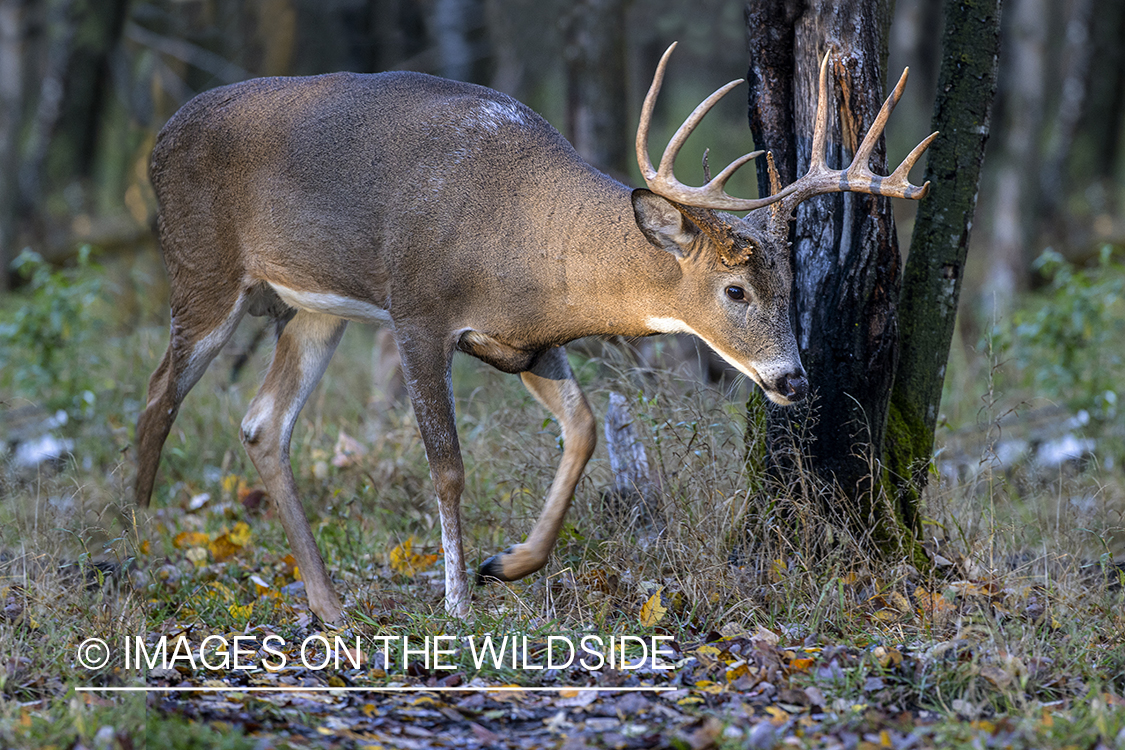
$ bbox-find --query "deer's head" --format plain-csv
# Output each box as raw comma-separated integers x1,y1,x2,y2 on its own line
633,43,935,406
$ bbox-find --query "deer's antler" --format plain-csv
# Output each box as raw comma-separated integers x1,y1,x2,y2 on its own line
636,43,797,211
777,52,938,215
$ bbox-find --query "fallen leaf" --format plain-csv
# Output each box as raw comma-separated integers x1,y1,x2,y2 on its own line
228,602,253,622
389,536,439,577
640,590,668,626
228,521,252,546
789,657,815,672
209,533,240,562
173,531,209,549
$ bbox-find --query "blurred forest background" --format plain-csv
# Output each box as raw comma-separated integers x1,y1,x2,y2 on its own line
0,0,1123,467
1,0,1123,310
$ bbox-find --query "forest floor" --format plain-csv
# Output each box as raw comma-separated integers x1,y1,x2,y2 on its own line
2,252,1125,749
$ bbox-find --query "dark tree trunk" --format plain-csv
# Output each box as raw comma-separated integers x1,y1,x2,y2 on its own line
890,0,1003,513
563,0,629,178
50,0,131,180
746,0,916,555
0,0,30,291
1081,0,1125,185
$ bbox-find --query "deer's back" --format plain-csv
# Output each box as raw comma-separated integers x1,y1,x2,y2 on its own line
150,72,600,315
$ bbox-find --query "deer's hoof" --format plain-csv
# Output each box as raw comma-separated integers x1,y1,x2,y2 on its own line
476,551,511,585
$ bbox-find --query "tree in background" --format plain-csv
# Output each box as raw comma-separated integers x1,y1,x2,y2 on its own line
745,0,1002,563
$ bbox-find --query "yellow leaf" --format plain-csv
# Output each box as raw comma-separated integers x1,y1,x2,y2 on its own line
209,533,240,562
390,536,415,575
726,663,750,682
209,581,237,603
559,689,580,698
888,591,912,614
389,536,438,577
765,705,789,724
770,558,787,582
173,531,209,549
228,602,253,622
639,590,668,626
871,646,903,669
228,522,252,547
140,540,151,555
676,695,703,706
915,586,956,622
694,680,724,694
789,657,815,672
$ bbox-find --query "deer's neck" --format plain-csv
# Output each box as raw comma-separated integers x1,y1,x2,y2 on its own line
529,168,685,341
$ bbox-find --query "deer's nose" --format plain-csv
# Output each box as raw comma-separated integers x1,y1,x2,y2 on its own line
777,372,808,402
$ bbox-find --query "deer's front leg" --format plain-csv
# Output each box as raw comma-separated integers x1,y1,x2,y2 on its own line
396,331,470,618
479,346,596,583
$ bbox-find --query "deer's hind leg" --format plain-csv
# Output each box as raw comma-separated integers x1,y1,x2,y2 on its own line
135,282,248,507
240,310,348,625
479,346,596,583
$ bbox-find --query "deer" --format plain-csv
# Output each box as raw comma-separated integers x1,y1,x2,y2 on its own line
134,43,935,625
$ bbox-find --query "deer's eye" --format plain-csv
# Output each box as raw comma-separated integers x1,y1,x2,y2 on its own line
725,285,746,302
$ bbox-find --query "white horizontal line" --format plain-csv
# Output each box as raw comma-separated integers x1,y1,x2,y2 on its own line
76,685,674,693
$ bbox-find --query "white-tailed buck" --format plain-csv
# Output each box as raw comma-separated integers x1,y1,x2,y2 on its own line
135,43,935,623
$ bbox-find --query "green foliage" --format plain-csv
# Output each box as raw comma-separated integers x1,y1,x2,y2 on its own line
0,247,106,419
996,246,1124,421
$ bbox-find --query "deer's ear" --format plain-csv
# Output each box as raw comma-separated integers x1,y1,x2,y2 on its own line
631,189,699,257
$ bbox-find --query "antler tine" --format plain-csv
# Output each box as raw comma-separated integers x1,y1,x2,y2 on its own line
851,65,908,169
635,42,676,185
781,53,937,211
889,131,938,197
656,77,745,176
808,50,832,173
636,42,796,211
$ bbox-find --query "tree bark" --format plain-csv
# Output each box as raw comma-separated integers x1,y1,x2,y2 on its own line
890,0,1003,515
747,0,916,555
0,0,30,291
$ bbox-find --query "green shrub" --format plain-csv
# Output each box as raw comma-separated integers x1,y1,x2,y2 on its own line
0,247,106,420
996,245,1124,422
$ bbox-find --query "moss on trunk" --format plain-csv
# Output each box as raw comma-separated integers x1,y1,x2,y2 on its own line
891,0,1003,507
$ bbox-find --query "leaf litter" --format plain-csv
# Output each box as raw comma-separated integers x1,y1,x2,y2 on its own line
65,502,1121,750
